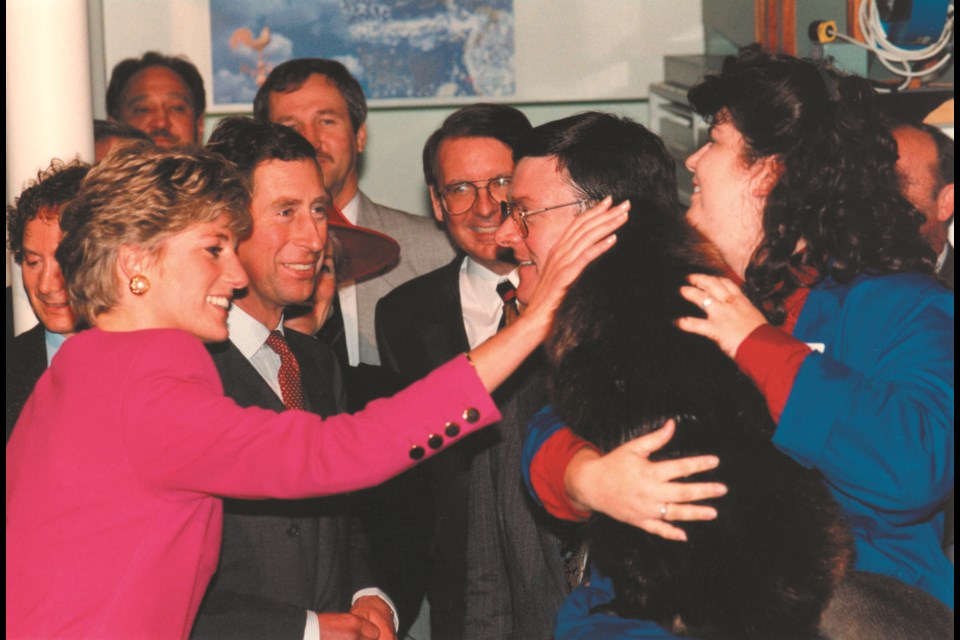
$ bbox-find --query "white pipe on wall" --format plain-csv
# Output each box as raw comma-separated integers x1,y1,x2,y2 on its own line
6,0,94,335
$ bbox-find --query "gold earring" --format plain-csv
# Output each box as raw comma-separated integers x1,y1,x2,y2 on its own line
129,274,150,296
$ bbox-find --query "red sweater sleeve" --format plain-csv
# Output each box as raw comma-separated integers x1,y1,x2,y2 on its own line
734,325,812,423
530,427,597,521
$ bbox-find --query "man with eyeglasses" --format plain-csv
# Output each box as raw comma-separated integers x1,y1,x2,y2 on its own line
494,112,677,311
378,104,577,639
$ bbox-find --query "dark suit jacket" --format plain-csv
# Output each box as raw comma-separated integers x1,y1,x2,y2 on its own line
6,324,47,441
191,329,380,639
378,256,568,639
463,365,571,640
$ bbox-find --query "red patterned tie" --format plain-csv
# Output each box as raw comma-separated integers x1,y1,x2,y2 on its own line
265,330,305,410
496,280,520,329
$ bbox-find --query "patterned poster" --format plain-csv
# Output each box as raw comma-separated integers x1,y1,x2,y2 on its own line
210,0,515,106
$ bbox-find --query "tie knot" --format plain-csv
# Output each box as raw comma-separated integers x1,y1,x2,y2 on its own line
496,280,517,305
265,330,292,356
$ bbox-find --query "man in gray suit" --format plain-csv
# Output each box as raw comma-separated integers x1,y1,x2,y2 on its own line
193,117,396,640
253,58,454,367
377,105,572,639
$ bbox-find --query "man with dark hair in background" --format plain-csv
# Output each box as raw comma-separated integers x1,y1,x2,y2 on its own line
6,160,89,439
106,51,206,147
254,58,454,371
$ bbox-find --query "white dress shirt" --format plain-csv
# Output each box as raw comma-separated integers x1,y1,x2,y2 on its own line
338,195,362,366
459,257,519,349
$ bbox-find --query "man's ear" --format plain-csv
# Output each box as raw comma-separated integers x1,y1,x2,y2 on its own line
935,183,954,223
356,122,368,154
429,187,445,224
195,116,205,144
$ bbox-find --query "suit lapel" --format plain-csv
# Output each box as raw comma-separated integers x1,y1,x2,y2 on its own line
425,256,470,355
207,341,285,411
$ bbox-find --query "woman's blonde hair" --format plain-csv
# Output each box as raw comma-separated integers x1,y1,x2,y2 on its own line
57,142,251,323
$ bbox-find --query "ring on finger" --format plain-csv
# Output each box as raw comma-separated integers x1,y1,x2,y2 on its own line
701,297,714,309
659,503,669,520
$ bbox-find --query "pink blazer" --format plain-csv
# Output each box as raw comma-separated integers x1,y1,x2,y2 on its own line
7,328,499,639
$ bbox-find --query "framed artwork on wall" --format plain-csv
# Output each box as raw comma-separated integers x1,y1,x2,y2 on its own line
103,0,703,114
209,0,516,110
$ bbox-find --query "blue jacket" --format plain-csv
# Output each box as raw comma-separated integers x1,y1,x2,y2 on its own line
523,273,954,635
775,273,953,606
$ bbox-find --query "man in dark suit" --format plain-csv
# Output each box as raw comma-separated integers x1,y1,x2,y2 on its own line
377,105,572,639
6,160,88,440
192,118,396,640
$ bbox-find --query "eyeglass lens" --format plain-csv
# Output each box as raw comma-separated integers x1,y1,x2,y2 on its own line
442,177,510,215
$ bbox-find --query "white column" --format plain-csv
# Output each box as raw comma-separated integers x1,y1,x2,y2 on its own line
6,0,94,335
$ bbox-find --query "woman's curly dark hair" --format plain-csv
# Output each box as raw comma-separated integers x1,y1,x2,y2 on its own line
688,46,935,324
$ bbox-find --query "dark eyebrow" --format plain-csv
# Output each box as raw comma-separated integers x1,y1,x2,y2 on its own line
444,173,512,188
125,92,191,106
271,197,303,209
310,195,332,209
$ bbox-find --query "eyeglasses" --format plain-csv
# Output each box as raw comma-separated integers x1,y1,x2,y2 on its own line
439,176,511,215
499,199,590,238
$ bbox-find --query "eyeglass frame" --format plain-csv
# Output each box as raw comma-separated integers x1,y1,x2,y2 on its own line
499,199,591,238
436,176,512,216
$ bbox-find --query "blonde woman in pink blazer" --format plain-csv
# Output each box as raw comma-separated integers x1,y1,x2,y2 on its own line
6,145,628,639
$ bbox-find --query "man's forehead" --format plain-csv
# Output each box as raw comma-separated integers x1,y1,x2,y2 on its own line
252,157,328,194
437,136,514,174
272,74,344,109
123,66,192,99
895,128,938,163
511,155,572,202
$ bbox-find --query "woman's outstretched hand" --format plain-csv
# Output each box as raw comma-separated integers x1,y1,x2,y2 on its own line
565,420,727,542
468,198,628,392
677,273,767,359
521,197,630,338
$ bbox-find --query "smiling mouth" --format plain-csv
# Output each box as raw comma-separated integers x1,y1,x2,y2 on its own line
206,295,231,310
282,263,317,273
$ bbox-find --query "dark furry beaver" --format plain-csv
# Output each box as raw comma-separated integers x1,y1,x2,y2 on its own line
547,199,853,640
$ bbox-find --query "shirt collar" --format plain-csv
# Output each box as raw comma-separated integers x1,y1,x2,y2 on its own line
44,329,69,366
462,255,519,285
341,192,360,225
227,304,284,359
